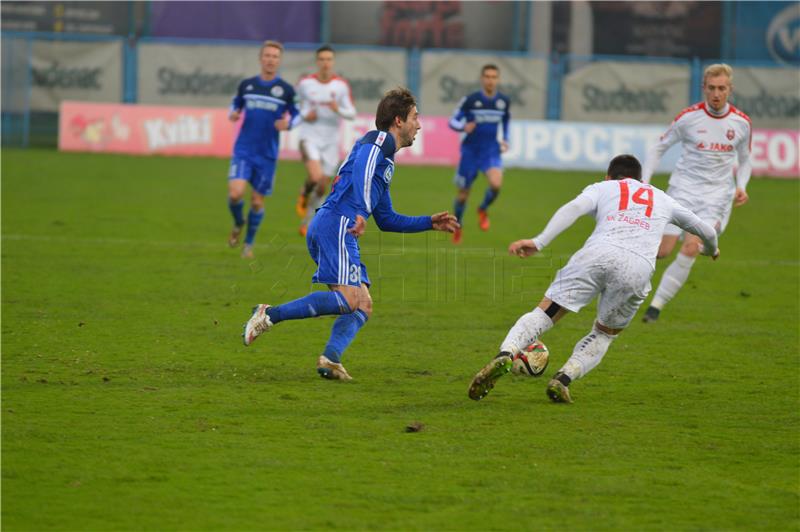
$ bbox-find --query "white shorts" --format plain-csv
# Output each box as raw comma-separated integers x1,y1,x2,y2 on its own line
545,245,653,329
663,185,733,237
300,138,340,177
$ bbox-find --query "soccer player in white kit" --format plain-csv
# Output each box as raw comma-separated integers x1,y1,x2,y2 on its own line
468,155,720,403
295,45,357,236
641,63,752,323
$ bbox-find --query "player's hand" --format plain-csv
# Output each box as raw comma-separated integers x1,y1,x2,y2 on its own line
274,117,290,131
500,140,509,153
509,239,539,258
348,215,366,238
431,212,459,233
464,122,477,134
229,110,241,122
304,109,318,123
734,188,749,206
328,100,339,114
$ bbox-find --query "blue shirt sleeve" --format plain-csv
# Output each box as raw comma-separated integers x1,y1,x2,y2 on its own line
231,80,245,113
372,189,433,233
502,97,511,142
349,143,384,216
449,96,468,132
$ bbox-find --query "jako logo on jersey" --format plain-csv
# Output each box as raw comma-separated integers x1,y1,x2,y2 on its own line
696,142,705,149
699,142,734,152
270,85,285,97
246,85,254,91
474,100,483,107
767,3,800,66
726,129,735,140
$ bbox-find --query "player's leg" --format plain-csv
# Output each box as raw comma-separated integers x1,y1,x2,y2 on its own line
296,140,321,218
241,160,278,258
242,215,358,346
468,297,569,401
452,151,478,244
549,255,649,403
318,280,372,381
644,233,703,322
477,165,503,231
301,143,337,235
227,158,248,247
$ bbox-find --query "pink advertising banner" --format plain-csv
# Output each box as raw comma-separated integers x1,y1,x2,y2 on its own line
59,101,798,177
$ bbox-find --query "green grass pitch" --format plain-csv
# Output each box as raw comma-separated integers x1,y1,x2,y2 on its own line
2,148,798,530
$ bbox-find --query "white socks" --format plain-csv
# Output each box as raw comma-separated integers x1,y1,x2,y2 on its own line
651,252,696,310
500,307,554,355
303,189,326,225
559,325,617,381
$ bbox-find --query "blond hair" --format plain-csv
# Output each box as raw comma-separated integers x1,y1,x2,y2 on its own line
703,63,733,85
260,40,284,55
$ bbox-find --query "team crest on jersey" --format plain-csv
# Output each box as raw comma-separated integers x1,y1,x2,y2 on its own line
496,99,506,110
270,85,285,97
726,129,735,140
384,164,394,183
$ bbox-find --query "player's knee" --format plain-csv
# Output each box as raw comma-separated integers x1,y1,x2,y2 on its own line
457,189,470,202
250,197,264,211
358,299,373,318
656,248,671,259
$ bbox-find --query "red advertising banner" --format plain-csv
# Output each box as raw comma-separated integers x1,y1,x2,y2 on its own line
59,101,798,178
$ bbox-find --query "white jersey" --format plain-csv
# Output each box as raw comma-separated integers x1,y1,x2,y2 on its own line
296,74,356,145
642,102,752,199
532,178,718,269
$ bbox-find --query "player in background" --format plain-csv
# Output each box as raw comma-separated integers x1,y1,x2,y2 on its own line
641,63,752,322
468,155,719,403
227,40,300,259
242,88,459,380
295,45,357,237
448,64,511,244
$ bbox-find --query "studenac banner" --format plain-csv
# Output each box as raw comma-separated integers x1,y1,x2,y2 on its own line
137,43,406,114
29,40,122,112
730,66,800,130
59,102,798,178
561,61,690,125
419,52,547,120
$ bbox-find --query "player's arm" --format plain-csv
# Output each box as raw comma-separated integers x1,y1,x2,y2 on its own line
229,80,245,122
734,127,753,206
276,86,302,131
296,81,315,123
448,97,474,133
501,97,511,152
642,119,683,183
509,191,597,258
334,81,356,120
670,203,719,258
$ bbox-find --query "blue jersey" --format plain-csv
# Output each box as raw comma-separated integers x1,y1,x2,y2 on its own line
318,130,431,233
231,75,299,161
448,90,511,150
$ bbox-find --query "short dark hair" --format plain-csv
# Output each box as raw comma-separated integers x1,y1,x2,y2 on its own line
481,64,499,75
607,154,642,181
375,87,417,131
316,44,334,56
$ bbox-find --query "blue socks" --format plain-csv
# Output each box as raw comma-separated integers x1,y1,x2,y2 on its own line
322,309,369,363
454,199,466,224
266,291,350,324
479,187,499,211
228,198,245,227
245,208,264,245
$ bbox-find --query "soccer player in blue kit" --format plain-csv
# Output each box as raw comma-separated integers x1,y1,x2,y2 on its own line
242,88,459,380
448,64,511,244
227,40,300,259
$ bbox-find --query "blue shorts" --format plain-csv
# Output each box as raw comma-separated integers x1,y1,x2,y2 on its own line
454,146,502,189
228,156,276,196
306,211,370,287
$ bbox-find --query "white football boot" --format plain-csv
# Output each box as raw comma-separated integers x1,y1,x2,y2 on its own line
242,304,273,346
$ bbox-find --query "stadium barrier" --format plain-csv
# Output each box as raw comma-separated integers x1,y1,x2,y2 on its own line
60,101,799,178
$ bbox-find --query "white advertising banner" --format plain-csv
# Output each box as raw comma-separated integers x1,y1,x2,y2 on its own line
138,42,406,116
731,66,800,130
420,52,547,119
562,61,690,124
29,40,122,112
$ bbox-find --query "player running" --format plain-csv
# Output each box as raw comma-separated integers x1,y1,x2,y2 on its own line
448,64,511,244
295,45,356,237
242,88,459,380
468,155,719,404
641,63,752,323
227,40,300,259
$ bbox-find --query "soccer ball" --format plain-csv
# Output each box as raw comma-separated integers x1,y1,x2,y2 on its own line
511,341,549,377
